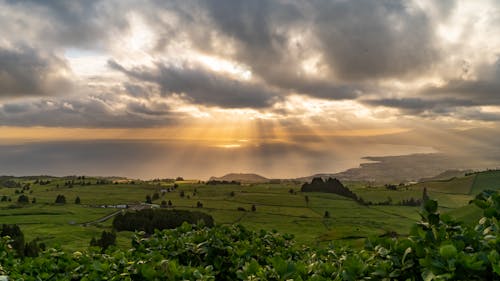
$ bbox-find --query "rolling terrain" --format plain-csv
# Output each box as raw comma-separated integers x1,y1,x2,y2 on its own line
0,170,498,251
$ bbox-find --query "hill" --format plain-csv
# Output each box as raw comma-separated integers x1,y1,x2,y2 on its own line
470,170,500,194
209,173,269,183
409,169,500,195
419,169,471,182
409,174,476,194
297,153,474,184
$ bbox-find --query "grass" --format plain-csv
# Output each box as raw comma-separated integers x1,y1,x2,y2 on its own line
408,174,476,194
470,170,500,194
0,175,491,251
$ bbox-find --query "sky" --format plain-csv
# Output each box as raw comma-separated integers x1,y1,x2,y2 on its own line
1,0,500,179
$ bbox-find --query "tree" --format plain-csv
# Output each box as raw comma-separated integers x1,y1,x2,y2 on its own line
75,196,81,204
55,194,66,204
152,192,160,201
90,230,116,252
324,211,330,218
422,187,430,203
1,224,25,256
24,239,40,257
17,194,29,204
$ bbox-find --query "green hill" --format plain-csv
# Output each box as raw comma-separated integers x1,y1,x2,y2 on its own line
209,173,269,183
409,174,475,194
470,170,500,194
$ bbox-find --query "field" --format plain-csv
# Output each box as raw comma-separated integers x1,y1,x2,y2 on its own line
0,171,499,251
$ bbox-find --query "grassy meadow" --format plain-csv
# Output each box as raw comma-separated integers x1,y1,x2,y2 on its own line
0,170,499,251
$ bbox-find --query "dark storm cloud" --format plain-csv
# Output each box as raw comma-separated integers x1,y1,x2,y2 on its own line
0,96,177,128
313,0,439,80
199,0,365,99
108,60,279,108
0,0,443,105
200,0,439,95
3,0,128,49
422,80,500,105
364,58,500,120
0,46,72,97
0,0,497,125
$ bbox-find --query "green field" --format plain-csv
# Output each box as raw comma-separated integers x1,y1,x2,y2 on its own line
1,171,499,251
470,170,500,194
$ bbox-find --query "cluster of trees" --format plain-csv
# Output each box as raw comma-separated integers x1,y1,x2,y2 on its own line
301,177,358,200
302,177,431,208
64,180,93,187
160,200,173,208
90,231,116,252
384,184,398,190
206,180,241,185
151,178,175,183
17,195,30,204
112,209,214,234
360,197,423,206
360,188,429,207
54,194,66,204
33,179,51,185
0,224,43,257
1,179,21,188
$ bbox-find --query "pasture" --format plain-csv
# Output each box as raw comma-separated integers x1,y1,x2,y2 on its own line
0,172,499,250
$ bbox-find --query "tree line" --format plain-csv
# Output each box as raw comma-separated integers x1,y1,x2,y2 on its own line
112,209,214,234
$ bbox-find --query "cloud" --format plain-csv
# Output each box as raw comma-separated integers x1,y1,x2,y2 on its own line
0,0,128,49
0,46,72,97
0,0,498,126
313,0,439,81
108,60,280,108
363,58,500,121
0,94,179,128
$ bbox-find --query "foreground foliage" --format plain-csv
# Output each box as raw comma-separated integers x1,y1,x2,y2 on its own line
2,191,500,280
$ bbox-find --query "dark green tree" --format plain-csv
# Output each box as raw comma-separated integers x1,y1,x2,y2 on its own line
423,187,430,202
152,192,160,201
55,194,66,204
90,230,116,252
1,224,25,256
17,194,29,204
